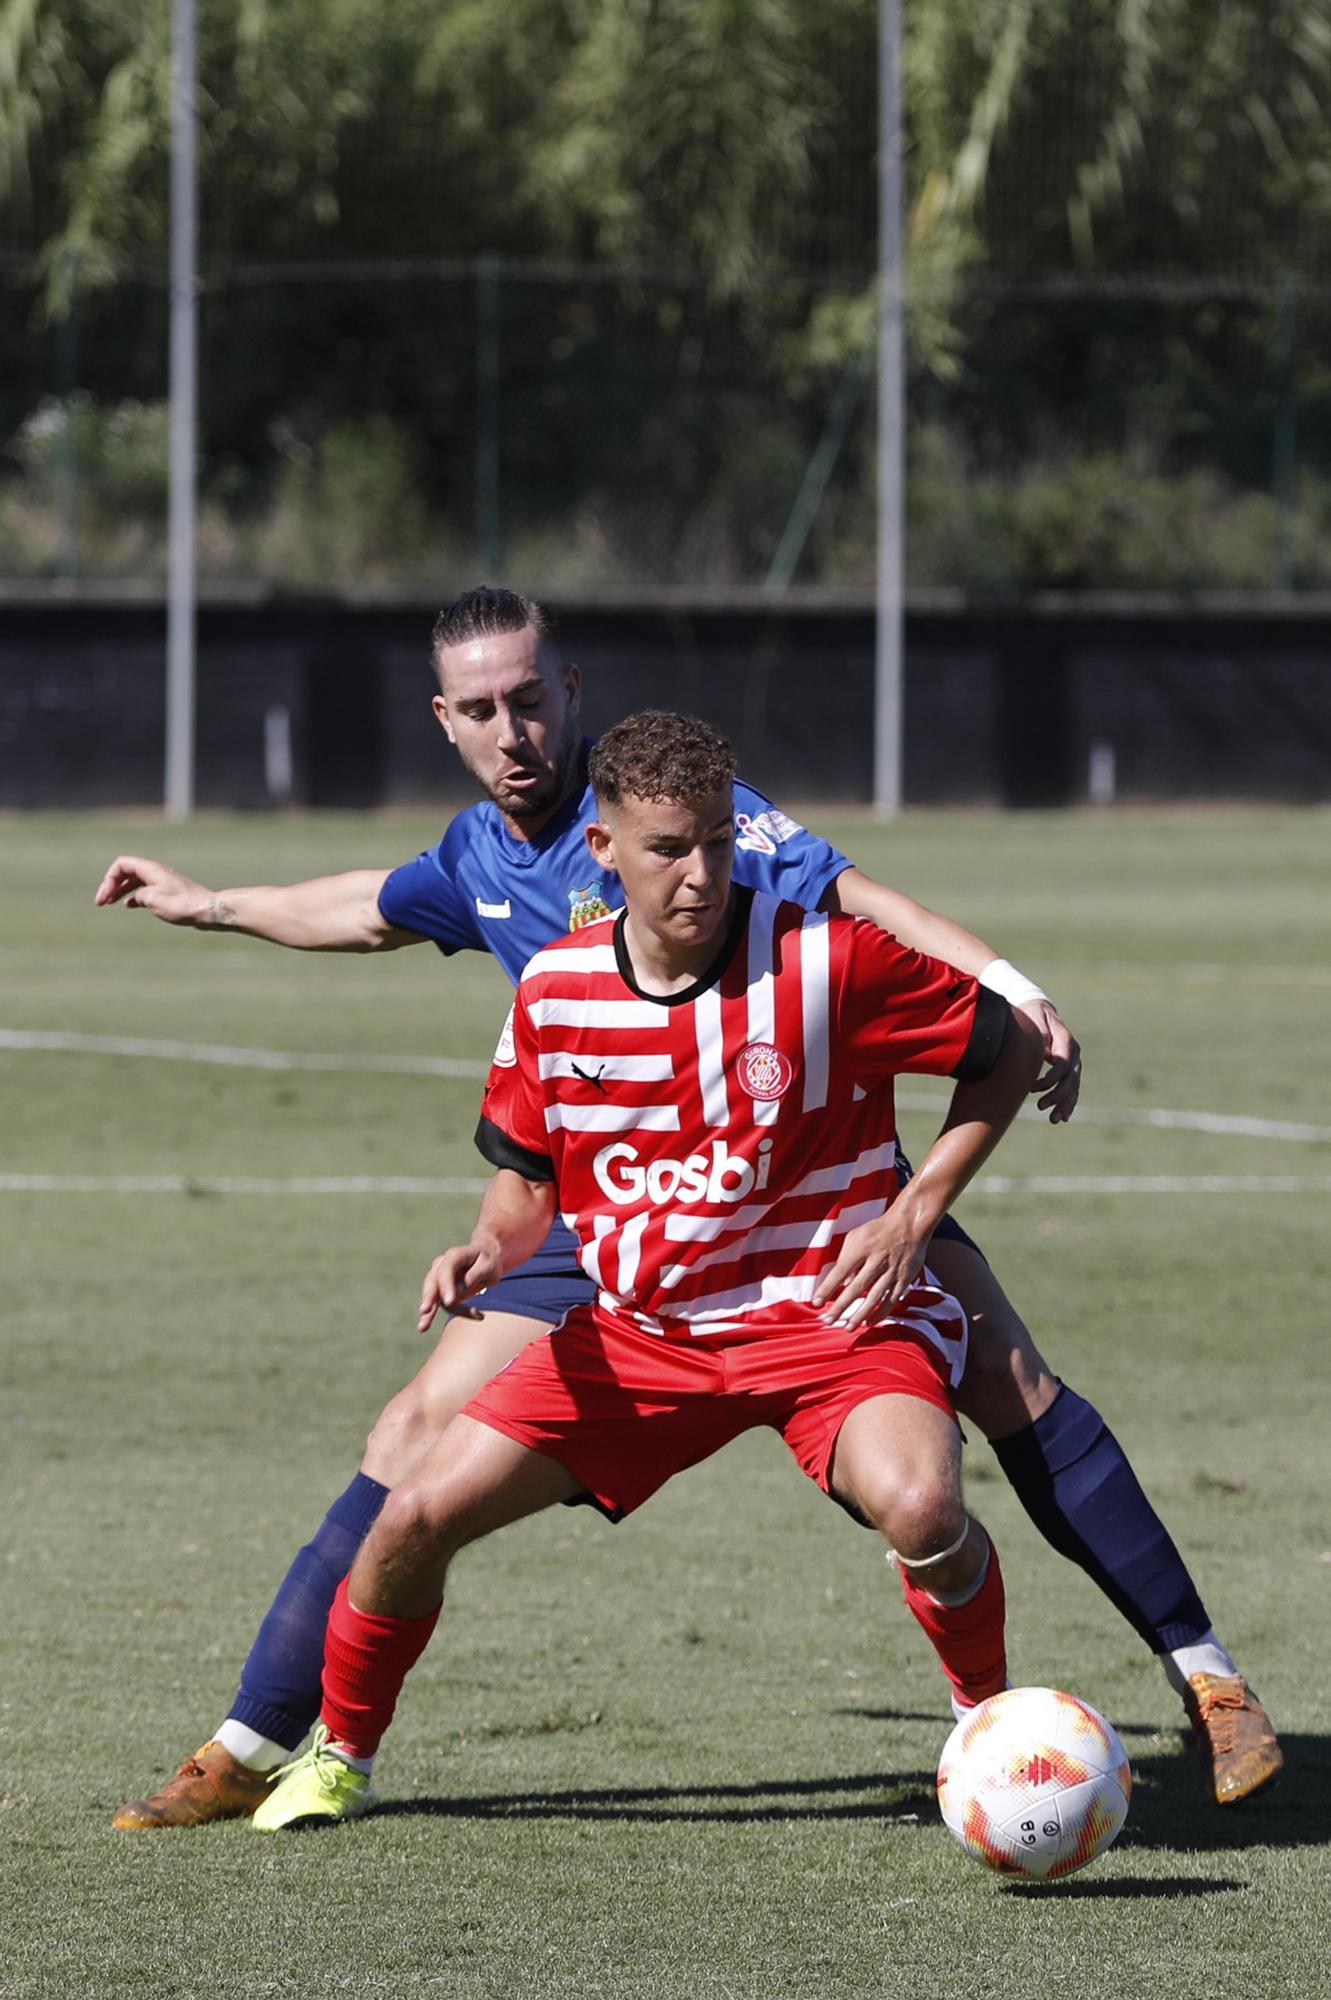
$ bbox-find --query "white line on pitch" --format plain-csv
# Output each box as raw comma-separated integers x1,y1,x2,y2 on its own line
895,1090,1331,1145
1119,962,1331,988
0,1028,485,1078
0,1173,492,1196
4,1027,1328,1145
1,1172,1327,1199
1065,1104,1331,1142
969,1174,1331,1196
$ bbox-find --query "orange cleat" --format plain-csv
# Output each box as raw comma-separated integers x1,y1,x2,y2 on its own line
1184,1673,1284,1806
112,1741,275,1829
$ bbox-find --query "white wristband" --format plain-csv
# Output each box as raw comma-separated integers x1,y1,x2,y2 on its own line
979,957,1049,1009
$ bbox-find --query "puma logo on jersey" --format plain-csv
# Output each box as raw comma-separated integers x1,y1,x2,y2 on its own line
571,1061,609,1094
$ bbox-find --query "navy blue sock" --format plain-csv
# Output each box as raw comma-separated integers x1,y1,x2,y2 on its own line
991,1384,1210,1655
228,1472,390,1750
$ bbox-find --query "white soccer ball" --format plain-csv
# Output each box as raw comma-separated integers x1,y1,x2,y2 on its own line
935,1686,1132,1881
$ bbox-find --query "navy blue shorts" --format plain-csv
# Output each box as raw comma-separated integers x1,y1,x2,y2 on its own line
467,1153,984,1325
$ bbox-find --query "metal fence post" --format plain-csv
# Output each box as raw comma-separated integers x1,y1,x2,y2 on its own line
165,0,198,821
476,253,503,577
873,0,904,818
55,250,81,580
1272,276,1297,592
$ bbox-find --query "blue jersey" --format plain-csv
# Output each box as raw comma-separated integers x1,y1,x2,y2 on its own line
378,751,852,985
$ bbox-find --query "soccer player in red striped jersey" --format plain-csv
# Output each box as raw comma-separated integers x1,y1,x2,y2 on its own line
252,710,1046,1829
479,836,999,1345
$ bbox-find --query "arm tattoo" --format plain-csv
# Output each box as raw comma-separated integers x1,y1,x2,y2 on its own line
204,896,239,930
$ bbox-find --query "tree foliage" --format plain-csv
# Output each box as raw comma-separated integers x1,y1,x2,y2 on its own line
908,0,1331,280
7,0,1329,293
3,0,835,290
4,1,1331,589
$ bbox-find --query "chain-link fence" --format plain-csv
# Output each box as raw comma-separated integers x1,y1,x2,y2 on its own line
6,252,1330,597
8,0,1331,596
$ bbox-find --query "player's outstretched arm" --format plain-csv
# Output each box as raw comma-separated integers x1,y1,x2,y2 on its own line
822,865,1082,1123
93,855,422,952
814,1005,1043,1327
418,1170,558,1331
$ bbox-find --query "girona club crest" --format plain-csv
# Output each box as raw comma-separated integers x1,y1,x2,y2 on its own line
737,1041,793,1102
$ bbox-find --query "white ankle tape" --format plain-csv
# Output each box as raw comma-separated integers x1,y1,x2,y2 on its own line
885,1520,972,1572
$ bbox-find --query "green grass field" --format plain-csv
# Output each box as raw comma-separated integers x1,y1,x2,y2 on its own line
4,806,1330,1999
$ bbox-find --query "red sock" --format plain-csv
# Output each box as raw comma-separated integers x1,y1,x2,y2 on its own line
900,1535,1007,1706
321,1576,441,1760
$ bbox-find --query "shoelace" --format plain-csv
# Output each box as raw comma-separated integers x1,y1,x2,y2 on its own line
271,1725,349,1795
167,1748,266,1792
1191,1676,1245,1752
312,1738,344,1797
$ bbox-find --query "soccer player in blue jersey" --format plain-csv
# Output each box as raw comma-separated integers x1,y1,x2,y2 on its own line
96,586,1281,1822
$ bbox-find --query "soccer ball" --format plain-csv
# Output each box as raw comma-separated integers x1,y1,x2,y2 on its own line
936,1686,1131,1881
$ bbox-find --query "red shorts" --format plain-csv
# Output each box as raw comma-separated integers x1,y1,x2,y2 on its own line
462,1286,967,1521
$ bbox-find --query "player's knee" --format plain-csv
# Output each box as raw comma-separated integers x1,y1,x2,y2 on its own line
372,1480,471,1568
362,1380,432,1486
887,1488,959,1560
852,1465,962,1559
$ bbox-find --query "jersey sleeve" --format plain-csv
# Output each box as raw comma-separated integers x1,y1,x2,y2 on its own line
730,780,852,909
377,818,486,955
835,920,1010,1086
475,996,555,1181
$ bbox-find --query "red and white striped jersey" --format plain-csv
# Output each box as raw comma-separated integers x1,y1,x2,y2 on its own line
478,887,1005,1339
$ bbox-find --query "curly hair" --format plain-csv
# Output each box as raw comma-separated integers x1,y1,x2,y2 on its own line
429,586,558,674
589,710,736,810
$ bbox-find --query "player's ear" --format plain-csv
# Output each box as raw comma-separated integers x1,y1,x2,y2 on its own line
564,663,581,713
585,818,615,871
431,693,456,744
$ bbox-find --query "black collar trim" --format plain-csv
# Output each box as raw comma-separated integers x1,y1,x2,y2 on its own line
613,886,752,1007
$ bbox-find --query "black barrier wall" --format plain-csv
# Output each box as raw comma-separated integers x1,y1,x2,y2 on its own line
1,591,1328,809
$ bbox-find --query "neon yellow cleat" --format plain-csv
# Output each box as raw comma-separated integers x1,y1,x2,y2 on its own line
251,1726,378,1832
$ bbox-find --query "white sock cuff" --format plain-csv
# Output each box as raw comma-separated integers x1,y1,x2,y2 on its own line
1160,1630,1240,1696
326,1739,376,1776
215,1718,293,1772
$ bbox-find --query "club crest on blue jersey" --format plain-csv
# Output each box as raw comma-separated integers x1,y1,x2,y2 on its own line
568,883,612,930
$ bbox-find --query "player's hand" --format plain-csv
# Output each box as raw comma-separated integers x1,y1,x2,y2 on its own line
812,1212,930,1329
94,855,211,925
1018,998,1082,1124
418,1241,502,1331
